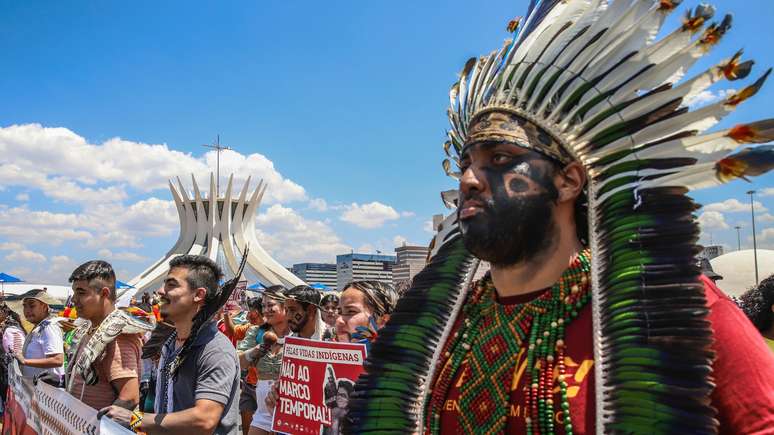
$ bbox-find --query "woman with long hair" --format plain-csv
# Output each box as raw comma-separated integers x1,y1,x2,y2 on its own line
241,286,290,435
0,306,26,354
334,280,398,348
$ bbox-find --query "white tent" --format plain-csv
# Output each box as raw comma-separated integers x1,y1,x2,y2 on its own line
0,283,71,303
711,249,774,297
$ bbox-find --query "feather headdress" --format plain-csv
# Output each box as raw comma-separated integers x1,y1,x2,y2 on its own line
348,1,774,433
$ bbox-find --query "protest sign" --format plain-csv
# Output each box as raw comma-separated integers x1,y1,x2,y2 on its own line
3,360,132,435
272,337,366,435
230,280,248,306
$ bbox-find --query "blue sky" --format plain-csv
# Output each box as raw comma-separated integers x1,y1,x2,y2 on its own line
1,0,772,283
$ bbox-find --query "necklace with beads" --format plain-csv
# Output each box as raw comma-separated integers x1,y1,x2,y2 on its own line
425,249,591,435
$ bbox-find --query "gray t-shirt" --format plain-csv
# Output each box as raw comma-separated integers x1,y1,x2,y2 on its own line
155,321,240,435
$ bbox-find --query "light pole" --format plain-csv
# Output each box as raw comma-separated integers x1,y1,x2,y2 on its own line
734,225,742,251
746,190,759,285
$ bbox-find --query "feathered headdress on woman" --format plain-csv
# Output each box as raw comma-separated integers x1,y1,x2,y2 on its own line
347,1,774,433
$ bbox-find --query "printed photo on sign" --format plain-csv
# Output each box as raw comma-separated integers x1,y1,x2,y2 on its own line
272,337,366,435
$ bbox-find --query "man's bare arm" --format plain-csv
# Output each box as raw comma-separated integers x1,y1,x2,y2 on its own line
101,399,225,435
110,377,140,409
17,353,63,368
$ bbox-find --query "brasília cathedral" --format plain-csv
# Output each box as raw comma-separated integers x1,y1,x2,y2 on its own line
129,173,304,294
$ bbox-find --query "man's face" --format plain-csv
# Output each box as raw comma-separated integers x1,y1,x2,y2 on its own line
458,139,559,266
285,299,310,333
22,299,49,324
159,267,201,323
71,279,109,322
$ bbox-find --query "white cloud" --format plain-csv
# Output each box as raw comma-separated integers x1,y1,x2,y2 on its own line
15,193,29,202
761,188,774,197
685,89,733,108
0,164,127,203
97,249,147,263
704,199,768,214
5,249,46,263
758,213,774,224
0,242,24,251
307,198,328,212
0,124,306,205
0,206,91,245
698,211,729,230
340,202,401,229
356,244,376,253
755,228,774,249
400,211,416,218
29,255,79,283
393,235,408,247
254,205,350,265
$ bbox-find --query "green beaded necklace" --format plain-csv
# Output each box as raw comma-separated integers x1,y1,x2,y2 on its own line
426,250,591,435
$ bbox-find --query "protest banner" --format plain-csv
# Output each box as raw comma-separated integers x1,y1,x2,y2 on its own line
3,360,132,435
272,337,367,435
230,280,248,306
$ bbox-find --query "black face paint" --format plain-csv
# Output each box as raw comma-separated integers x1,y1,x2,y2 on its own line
288,310,308,333
459,149,559,266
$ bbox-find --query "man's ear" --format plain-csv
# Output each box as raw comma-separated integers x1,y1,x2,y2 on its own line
100,286,111,299
193,287,207,304
377,314,391,329
556,161,586,203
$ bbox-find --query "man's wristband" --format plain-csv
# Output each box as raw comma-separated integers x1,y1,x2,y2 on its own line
129,409,145,433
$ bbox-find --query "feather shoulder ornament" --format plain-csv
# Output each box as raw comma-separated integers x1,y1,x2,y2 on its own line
348,1,774,434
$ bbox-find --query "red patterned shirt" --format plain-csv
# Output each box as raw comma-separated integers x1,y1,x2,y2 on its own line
436,276,774,434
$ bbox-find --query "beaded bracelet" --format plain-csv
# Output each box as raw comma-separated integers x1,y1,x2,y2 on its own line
129,409,145,434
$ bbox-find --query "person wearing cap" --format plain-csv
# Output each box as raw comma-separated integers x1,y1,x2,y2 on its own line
16,289,65,381
700,257,724,283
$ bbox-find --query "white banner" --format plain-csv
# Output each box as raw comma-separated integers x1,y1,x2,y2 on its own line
4,360,132,435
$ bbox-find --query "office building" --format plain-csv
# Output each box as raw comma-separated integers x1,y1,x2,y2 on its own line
393,245,429,288
336,253,397,290
699,245,725,260
291,263,338,291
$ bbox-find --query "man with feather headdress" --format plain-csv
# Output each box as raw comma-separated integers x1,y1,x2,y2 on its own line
100,255,241,434
347,1,774,434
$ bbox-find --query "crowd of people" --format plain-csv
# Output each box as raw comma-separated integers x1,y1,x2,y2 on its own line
0,256,399,434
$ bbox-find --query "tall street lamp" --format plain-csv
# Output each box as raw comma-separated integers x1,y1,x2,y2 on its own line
746,190,759,285
734,225,742,251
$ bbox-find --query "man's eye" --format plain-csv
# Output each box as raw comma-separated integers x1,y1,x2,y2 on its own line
492,154,512,164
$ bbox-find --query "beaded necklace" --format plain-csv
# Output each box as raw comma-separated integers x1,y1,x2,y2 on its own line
425,249,591,435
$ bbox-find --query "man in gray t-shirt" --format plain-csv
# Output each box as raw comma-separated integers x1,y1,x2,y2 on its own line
100,256,241,434
155,320,240,434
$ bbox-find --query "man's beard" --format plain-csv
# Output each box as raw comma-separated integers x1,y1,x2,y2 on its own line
460,191,557,267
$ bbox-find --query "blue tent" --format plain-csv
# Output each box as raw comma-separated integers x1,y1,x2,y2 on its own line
0,273,22,284
310,283,331,291
0,272,23,296
247,282,266,290
116,280,135,290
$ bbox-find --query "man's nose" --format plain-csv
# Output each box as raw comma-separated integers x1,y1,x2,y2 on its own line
459,165,485,197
